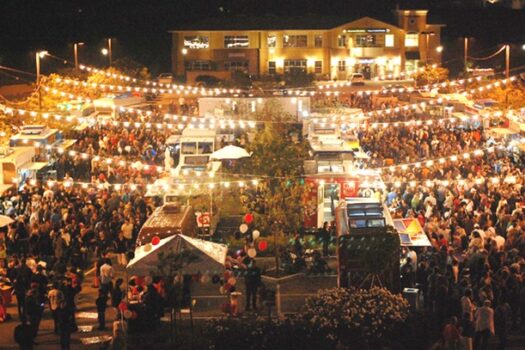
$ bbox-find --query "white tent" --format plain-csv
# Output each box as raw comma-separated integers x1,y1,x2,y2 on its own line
0,215,14,228
210,145,251,160
126,234,228,276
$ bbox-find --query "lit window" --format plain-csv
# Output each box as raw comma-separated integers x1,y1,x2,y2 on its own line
267,35,276,48
224,36,249,48
284,59,307,73
283,35,307,48
385,34,394,47
338,35,347,47
338,60,346,72
268,61,276,74
314,35,323,48
183,36,209,49
315,61,322,74
405,33,419,47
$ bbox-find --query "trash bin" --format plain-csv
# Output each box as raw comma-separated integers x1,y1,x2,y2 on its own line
403,288,419,312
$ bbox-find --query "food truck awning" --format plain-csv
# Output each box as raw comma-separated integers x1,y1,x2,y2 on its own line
24,162,48,171
60,139,77,149
393,218,431,246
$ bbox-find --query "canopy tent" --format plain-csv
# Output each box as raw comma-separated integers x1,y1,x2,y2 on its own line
127,234,227,276
0,215,14,228
210,145,251,160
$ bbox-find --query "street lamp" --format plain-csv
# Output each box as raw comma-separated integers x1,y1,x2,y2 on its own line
436,46,443,53
101,38,113,67
181,48,188,80
73,42,84,73
35,50,48,112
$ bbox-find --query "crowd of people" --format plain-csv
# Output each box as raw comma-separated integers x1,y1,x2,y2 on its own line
0,84,524,350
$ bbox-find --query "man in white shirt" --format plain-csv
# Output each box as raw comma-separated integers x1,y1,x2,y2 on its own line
474,300,494,350
47,282,64,334
99,259,114,296
121,220,133,241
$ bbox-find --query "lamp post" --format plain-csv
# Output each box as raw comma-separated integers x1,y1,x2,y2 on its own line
73,42,84,73
464,37,469,73
35,50,48,112
181,48,188,81
505,44,510,79
101,38,113,67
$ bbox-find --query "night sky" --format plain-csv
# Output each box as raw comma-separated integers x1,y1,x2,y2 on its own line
1,0,524,77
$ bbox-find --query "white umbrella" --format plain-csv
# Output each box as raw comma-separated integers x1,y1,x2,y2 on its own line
0,215,14,227
210,145,251,160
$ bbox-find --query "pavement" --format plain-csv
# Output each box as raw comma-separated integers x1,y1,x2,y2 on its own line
1,256,524,349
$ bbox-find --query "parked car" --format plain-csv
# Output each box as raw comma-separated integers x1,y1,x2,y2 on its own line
349,73,365,85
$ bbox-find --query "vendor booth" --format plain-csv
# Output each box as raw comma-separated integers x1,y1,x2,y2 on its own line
127,234,227,276
393,218,431,247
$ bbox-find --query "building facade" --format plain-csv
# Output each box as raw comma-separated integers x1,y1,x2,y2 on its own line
170,10,443,81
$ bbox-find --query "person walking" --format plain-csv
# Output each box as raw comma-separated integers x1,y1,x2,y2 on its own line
244,260,261,311
47,282,64,334
474,300,495,350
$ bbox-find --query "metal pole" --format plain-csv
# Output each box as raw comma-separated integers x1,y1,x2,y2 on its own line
74,43,79,73
464,38,469,73
276,283,282,319
505,44,510,79
426,34,430,65
108,38,113,67
36,53,42,112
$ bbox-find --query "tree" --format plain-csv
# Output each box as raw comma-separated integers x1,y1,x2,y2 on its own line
414,65,449,86
239,100,309,273
484,83,525,110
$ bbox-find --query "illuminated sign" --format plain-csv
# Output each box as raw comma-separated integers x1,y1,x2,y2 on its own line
345,28,390,33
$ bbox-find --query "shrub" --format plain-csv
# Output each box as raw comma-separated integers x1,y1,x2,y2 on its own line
296,287,410,346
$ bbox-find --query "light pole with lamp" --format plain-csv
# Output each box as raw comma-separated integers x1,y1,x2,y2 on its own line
35,50,48,112
73,42,84,73
181,48,188,81
101,38,113,67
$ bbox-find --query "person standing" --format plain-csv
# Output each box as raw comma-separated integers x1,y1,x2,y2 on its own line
318,222,330,257
47,283,64,334
96,290,108,331
57,302,73,350
244,260,261,311
14,258,32,321
99,258,114,297
494,299,511,350
24,283,43,341
14,320,34,350
474,300,494,350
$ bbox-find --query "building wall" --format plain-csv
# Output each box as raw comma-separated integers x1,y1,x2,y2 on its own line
170,14,443,80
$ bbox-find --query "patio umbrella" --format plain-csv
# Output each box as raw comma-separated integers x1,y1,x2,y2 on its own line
0,215,14,227
210,145,251,160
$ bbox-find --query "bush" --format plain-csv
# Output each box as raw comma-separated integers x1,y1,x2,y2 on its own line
296,287,410,347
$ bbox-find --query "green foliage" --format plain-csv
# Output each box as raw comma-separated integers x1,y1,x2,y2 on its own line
285,68,314,87
484,83,525,110
414,65,449,86
298,287,410,343
112,57,152,80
